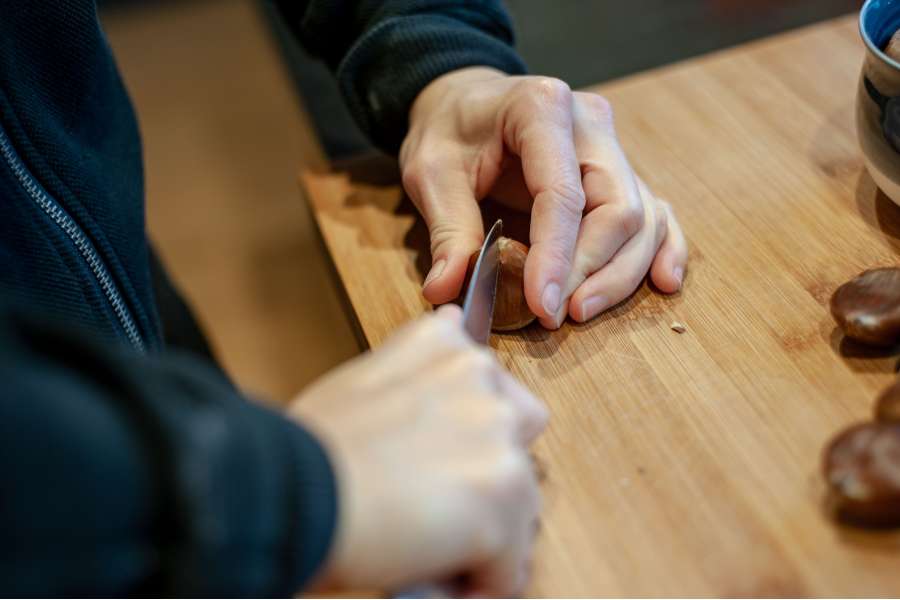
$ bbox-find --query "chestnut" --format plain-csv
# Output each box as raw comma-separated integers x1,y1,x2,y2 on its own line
823,422,900,528
493,238,536,331
876,379,900,423
462,237,536,331
830,268,900,347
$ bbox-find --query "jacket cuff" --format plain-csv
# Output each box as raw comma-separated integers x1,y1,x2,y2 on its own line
282,417,338,591
153,373,339,596
337,14,528,154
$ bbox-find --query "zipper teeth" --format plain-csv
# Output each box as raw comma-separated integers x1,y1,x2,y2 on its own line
0,129,145,353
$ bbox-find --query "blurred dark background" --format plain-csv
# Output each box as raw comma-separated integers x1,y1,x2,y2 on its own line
101,0,861,158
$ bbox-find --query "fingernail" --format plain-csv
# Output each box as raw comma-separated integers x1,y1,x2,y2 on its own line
541,282,561,316
581,296,608,320
424,259,446,288
672,266,684,289
553,303,568,329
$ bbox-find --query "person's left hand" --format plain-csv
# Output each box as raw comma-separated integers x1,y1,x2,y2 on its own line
400,67,688,329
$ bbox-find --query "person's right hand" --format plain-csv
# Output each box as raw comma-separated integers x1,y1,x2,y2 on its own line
288,305,548,597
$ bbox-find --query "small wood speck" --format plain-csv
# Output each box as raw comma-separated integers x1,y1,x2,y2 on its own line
671,322,687,334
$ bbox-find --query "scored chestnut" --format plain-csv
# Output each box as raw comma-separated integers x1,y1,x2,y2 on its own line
876,379,900,423
822,421,900,528
462,237,536,331
830,268,900,347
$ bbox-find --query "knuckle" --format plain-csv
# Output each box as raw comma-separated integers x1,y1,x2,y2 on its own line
419,312,449,338
579,92,614,121
519,77,573,111
535,77,572,102
532,401,550,432
421,312,465,346
401,164,425,197
480,401,518,438
464,448,538,559
616,202,645,238
605,273,644,306
428,220,481,255
534,236,576,274
548,179,587,216
465,347,497,374
654,201,668,230
625,269,647,296
401,154,440,196
473,446,532,501
493,449,534,497
519,403,549,445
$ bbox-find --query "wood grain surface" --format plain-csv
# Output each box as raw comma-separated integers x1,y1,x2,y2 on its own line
300,16,900,597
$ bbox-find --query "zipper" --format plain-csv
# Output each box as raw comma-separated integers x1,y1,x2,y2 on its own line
0,126,145,353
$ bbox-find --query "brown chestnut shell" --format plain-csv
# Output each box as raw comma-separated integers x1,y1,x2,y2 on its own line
822,421,900,528
492,238,536,331
830,268,900,347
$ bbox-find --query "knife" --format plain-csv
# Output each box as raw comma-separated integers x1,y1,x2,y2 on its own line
394,220,504,599
461,219,504,345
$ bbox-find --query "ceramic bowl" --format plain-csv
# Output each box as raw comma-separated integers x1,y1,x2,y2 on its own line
859,0,900,202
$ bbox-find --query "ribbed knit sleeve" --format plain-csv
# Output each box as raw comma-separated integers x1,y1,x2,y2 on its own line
274,0,527,153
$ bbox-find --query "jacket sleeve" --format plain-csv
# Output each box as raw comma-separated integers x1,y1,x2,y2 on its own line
272,0,528,154
0,305,336,596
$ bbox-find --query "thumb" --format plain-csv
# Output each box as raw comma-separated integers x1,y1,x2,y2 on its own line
404,163,485,305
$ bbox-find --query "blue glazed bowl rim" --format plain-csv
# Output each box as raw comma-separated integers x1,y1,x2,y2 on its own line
861,0,900,71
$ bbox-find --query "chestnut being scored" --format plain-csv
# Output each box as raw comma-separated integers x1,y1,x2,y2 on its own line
462,237,536,331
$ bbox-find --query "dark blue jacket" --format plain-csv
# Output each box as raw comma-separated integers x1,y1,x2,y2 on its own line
0,0,525,596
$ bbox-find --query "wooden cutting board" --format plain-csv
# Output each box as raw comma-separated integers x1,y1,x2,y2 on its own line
300,15,900,597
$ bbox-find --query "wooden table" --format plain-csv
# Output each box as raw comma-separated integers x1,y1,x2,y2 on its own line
300,15,900,597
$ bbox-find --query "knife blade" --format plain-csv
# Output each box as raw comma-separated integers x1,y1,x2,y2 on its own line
393,222,503,598
462,219,503,345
